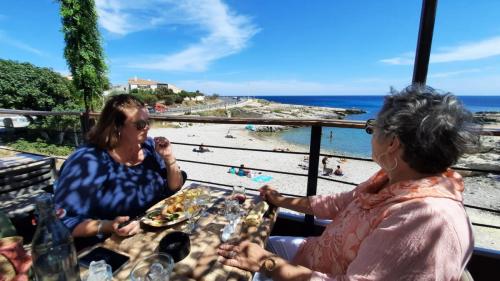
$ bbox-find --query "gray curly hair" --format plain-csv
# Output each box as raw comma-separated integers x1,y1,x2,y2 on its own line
375,85,479,174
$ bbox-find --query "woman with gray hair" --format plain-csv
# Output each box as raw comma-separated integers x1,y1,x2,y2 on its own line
218,85,478,280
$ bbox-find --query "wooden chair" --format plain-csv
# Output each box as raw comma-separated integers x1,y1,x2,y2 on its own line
0,157,57,219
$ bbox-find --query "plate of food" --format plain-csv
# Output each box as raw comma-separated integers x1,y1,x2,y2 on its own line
140,188,203,227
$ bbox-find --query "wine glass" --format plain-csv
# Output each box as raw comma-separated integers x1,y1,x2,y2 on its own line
130,253,174,281
182,198,197,234
231,185,246,205
195,187,210,217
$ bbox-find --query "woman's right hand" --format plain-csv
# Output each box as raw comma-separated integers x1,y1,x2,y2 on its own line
111,216,140,237
259,185,281,206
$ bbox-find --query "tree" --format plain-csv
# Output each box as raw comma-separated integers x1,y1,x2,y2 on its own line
163,95,175,105
156,87,175,100
0,59,77,110
59,0,108,112
0,59,84,146
130,90,158,105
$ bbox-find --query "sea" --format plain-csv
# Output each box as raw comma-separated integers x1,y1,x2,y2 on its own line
256,95,500,158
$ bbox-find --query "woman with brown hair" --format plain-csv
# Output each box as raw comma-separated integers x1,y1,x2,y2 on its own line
54,94,186,248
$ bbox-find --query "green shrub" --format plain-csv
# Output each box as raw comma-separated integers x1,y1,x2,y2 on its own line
164,95,175,105
6,138,74,157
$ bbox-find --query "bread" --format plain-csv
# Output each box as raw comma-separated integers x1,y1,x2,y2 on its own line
244,201,269,226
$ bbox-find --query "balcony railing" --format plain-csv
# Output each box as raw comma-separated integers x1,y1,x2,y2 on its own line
1,108,499,235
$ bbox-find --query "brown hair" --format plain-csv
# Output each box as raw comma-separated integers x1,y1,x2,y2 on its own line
87,94,145,150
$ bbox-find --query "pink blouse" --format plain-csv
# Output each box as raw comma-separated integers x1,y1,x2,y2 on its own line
292,169,473,281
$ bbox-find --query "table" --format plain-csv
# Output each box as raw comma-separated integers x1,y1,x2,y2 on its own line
79,183,277,281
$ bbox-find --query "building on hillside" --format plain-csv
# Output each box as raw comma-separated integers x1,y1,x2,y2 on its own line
128,77,182,93
183,96,205,102
104,84,128,96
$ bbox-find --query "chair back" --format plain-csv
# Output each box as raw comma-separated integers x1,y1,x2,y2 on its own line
460,268,474,281
0,157,56,217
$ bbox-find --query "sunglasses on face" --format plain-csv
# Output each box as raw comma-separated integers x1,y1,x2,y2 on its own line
133,119,150,130
365,119,376,135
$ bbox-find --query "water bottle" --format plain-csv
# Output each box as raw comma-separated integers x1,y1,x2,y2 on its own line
31,193,81,281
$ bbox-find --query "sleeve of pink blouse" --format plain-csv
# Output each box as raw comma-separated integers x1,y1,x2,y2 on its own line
309,188,357,220
307,198,472,281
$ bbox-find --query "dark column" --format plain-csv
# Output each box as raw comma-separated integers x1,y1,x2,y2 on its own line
305,125,322,235
412,0,438,85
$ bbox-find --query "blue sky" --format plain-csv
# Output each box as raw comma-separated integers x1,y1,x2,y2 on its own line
1,0,499,96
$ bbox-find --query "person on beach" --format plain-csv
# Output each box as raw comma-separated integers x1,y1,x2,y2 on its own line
238,164,251,176
218,85,478,280
321,156,329,171
54,94,186,249
333,165,343,176
194,143,210,153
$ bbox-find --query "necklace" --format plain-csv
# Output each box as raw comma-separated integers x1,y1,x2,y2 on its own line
110,146,143,166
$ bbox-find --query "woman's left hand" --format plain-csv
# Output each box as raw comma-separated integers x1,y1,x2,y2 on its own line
217,240,271,272
154,137,174,159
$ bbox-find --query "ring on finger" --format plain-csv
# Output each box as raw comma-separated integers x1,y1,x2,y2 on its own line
229,251,237,258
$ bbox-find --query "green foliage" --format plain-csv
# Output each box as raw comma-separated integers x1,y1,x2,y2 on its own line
156,87,175,99
35,103,82,132
178,90,201,99
207,93,220,100
256,99,270,105
197,109,227,117
59,0,108,111
6,138,74,157
0,59,78,110
163,95,175,105
229,108,262,118
129,89,158,105
174,95,184,104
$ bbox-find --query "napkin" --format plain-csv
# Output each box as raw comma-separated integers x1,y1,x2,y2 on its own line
244,201,269,226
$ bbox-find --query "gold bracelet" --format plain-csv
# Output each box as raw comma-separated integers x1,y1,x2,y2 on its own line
166,159,177,166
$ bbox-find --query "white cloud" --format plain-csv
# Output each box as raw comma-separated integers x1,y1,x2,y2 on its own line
96,0,259,71
0,30,45,56
428,74,500,94
432,37,500,63
428,68,481,78
380,36,500,65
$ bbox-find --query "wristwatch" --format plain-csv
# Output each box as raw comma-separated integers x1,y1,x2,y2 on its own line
262,255,278,277
96,220,104,239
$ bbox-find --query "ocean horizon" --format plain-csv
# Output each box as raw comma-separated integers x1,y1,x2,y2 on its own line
254,95,500,158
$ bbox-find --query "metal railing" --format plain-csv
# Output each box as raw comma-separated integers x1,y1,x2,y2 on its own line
1,109,499,233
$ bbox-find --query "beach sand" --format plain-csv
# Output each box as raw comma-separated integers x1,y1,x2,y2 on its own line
150,122,500,250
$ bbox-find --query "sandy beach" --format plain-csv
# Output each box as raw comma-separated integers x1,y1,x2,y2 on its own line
149,121,500,251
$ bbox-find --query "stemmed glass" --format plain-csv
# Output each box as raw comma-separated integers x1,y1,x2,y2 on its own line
195,187,210,217
231,185,246,205
182,198,197,234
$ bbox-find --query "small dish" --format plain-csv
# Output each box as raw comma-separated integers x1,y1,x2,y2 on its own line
158,232,191,263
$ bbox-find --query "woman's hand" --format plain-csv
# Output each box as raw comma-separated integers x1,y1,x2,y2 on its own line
154,137,174,160
259,185,281,206
111,216,140,237
217,241,271,272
